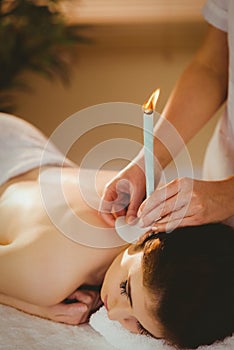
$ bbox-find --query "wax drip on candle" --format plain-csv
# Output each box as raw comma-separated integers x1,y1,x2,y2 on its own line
115,89,160,243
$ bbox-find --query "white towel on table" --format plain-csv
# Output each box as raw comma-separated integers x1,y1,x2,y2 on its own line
0,113,75,186
0,304,114,350
90,307,234,350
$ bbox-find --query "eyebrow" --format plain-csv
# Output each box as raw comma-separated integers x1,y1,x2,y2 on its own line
127,276,133,308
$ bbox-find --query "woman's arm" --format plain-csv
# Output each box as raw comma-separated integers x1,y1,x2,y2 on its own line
0,288,102,325
0,292,82,325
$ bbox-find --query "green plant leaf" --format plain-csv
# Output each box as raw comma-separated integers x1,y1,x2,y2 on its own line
0,0,91,112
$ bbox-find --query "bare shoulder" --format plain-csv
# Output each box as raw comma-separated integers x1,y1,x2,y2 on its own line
0,212,95,306
0,177,83,304
0,171,126,306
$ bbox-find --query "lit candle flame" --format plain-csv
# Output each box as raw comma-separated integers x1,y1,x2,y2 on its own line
142,89,160,114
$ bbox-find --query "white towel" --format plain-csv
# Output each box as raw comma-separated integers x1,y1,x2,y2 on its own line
0,113,75,186
0,304,115,350
90,307,234,350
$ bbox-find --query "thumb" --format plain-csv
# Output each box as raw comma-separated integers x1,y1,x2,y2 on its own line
126,190,145,224
137,198,147,217
75,302,88,313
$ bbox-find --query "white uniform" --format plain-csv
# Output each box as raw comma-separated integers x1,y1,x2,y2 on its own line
202,0,234,179
202,0,234,227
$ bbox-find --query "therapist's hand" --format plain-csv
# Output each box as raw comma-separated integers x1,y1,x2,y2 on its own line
138,177,234,232
99,163,146,227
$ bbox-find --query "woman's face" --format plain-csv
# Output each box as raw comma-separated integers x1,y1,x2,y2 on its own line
100,245,163,338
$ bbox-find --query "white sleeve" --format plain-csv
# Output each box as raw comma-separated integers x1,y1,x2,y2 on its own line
202,0,228,32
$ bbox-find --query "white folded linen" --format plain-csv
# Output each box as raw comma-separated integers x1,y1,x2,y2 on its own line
90,306,234,350
0,113,74,186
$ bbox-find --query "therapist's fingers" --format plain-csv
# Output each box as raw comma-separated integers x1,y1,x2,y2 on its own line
151,215,200,233
126,187,146,224
150,205,192,231
140,194,185,228
139,177,234,233
99,181,120,227
138,178,193,227
154,200,199,226
138,178,180,216
113,204,127,218
99,178,131,226
99,210,115,227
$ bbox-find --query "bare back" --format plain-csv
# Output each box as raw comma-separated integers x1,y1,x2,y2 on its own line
0,166,127,306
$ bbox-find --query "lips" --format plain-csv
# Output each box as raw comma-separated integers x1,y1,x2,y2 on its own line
103,295,109,311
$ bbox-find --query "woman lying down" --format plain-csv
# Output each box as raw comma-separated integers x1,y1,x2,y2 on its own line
0,113,234,349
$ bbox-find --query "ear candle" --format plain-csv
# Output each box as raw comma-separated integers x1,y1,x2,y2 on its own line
142,89,160,197
115,89,160,243
143,109,155,197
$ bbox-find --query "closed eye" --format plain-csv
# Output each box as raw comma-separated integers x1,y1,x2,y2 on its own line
137,321,162,339
136,320,151,337
120,279,132,306
120,280,128,297
120,281,151,337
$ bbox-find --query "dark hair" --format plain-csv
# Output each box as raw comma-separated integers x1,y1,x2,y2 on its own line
140,223,234,349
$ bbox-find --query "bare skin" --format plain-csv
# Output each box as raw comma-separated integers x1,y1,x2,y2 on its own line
0,166,128,324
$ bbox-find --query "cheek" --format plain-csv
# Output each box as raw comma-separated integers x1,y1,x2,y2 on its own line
119,317,139,334
101,254,122,297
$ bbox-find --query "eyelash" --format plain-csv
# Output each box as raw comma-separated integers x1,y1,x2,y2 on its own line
120,280,128,298
120,281,150,337
136,321,151,337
